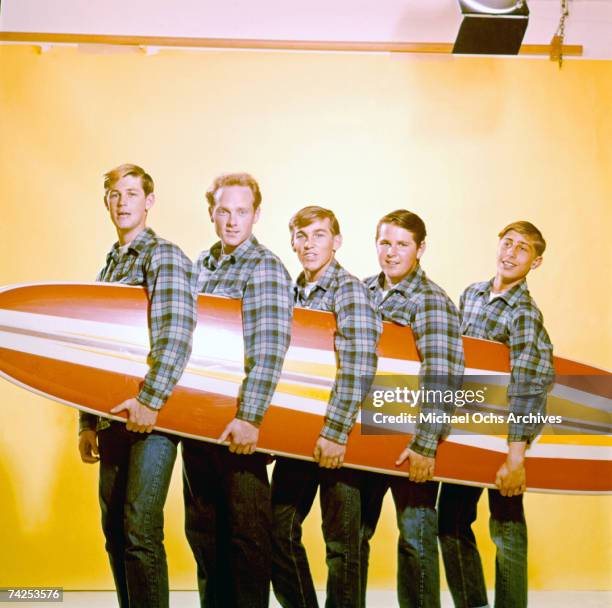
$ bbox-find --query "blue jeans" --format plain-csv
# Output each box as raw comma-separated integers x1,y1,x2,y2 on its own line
182,439,272,608
271,458,362,608
437,483,527,608
98,421,178,608
360,473,440,608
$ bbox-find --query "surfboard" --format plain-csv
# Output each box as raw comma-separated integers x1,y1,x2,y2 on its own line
0,282,610,494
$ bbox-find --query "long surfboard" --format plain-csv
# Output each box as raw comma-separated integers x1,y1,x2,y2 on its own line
0,282,610,494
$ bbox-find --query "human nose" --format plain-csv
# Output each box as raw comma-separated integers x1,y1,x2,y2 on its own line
385,244,398,258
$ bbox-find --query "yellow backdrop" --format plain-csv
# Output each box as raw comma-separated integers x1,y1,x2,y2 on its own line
0,45,610,591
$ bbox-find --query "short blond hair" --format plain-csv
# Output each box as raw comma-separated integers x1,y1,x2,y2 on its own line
499,221,546,256
104,164,154,196
206,173,262,210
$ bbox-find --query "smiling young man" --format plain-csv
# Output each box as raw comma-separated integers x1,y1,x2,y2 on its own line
438,221,555,608
361,209,464,608
78,164,196,608
182,172,293,608
271,206,381,608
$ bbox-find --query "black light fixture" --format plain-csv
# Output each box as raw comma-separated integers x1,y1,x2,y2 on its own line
453,0,530,55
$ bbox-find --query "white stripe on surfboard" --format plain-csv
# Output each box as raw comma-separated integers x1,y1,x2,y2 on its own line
1,313,610,444
5,319,606,438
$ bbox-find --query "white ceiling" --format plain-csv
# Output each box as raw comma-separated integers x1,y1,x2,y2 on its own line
1,0,611,59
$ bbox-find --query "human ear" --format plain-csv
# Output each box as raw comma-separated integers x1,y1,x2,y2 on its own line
332,234,343,252
145,193,155,212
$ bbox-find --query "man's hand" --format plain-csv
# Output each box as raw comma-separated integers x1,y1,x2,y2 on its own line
396,447,435,483
218,418,259,454
314,437,346,469
495,441,527,497
110,398,158,433
78,430,99,463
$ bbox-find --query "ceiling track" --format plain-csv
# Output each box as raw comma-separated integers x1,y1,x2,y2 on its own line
0,31,583,57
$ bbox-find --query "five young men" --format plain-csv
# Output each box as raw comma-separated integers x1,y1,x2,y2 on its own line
79,165,554,607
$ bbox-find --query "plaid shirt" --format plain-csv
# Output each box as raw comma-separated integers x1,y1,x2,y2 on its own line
365,266,465,458
296,259,381,444
79,227,196,433
195,235,293,425
460,279,555,443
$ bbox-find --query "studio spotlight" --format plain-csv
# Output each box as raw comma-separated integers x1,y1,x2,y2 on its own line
453,0,529,55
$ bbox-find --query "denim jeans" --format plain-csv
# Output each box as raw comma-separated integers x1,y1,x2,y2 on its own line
437,483,527,608
360,472,440,608
98,421,179,608
182,439,272,608
271,458,362,608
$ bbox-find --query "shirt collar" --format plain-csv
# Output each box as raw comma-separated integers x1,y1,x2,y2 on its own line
206,234,259,268
296,258,341,292
478,278,530,307
108,227,155,262
368,264,425,297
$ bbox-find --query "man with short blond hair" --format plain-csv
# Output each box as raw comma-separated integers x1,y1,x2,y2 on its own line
78,163,196,608
271,205,381,608
183,172,293,608
438,220,555,608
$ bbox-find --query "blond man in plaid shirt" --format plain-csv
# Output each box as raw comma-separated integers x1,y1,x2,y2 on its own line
183,173,293,608
78,164,196,608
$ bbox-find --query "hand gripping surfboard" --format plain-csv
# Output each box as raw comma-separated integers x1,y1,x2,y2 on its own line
0,283,610,494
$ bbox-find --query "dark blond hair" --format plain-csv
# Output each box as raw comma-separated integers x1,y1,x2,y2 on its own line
206,173,262,210
289,206,341,237
376,209,426,246
499,221,546,255
104,164,154,196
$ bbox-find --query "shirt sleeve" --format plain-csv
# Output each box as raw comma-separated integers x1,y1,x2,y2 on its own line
78,411,98,433
507,307,555,443
137,243,197,409
410,292,465,457
320,279,382,444
237,256,293,424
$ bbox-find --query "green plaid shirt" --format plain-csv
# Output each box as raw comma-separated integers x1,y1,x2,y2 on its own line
364,266,465,458
79,227,197,433
195,235,293,425
460,279,555,443
296,259,381,444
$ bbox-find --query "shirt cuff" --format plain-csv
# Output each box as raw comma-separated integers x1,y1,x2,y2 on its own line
137,386,165,410
236,408,264,427
79,412,98,434
409,431,440,458
320,420,349,445
507,427,535,444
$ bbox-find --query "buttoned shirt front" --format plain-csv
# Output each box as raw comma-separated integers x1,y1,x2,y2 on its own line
296,259,381,445
460,279,555,443
79,227,196,433
364,265,465,457
195,235,293,425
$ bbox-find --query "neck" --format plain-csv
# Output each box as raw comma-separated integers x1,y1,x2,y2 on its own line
492,274,523,294
117,226,145,246
222,234,251,256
